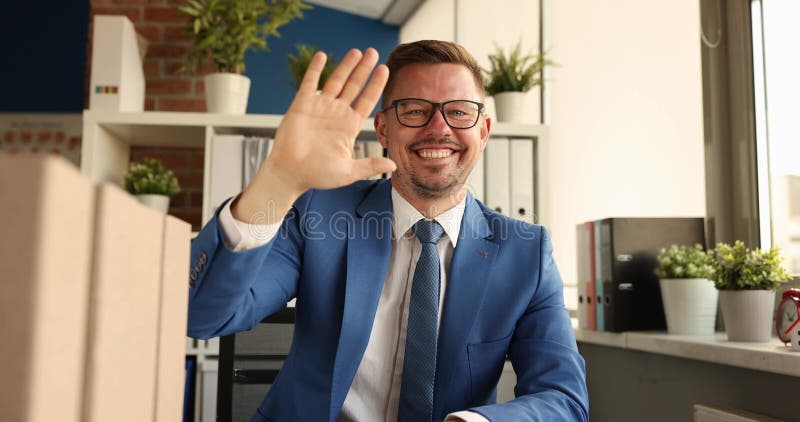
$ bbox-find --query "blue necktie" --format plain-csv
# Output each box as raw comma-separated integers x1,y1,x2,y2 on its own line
399,219,445,422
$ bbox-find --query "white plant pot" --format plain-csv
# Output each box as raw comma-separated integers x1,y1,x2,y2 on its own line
493,91,527,123
659,278,718,335
204,73,251,114
135,194,170,214
719,290,776,342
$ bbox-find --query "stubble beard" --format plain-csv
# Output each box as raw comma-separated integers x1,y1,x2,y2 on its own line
409,162,465,200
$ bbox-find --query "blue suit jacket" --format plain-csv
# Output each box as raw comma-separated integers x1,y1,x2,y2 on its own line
188,179,588,421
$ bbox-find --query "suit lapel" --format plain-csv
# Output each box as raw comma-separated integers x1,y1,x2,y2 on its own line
434,196,498,416
329,179,394,421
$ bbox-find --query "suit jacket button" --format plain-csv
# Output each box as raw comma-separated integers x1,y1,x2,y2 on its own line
189,270,198,287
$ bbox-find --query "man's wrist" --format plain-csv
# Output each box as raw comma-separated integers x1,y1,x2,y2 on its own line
232,164,302,225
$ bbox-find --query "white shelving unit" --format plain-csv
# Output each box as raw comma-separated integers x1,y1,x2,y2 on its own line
80,110,548,421
81,110,549,225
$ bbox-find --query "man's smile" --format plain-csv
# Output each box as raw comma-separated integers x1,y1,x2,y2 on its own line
416,148,456,159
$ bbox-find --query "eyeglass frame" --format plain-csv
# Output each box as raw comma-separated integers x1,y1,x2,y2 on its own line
380,98,486,129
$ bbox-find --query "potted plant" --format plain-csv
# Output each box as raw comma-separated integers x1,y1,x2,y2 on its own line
655,244,718,335
711,241,792,342
177,0,311,114
286,44,338,92
124,158,181,213
483,41,553,123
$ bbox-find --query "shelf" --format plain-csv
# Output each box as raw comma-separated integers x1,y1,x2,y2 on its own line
82,109,550,227
575,329,800,377
82,110,547,149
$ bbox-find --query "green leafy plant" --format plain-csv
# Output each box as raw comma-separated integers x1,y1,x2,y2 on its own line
655,244,715,279
287,44,338,91
177,0,311,74
483,41,555,96
710,240,792,290
124,158,181,197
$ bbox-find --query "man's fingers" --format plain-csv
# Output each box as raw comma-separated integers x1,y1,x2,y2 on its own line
297,51,327,95
353,64,389,117
350,157,396,181
338,48,380,104
321,49,363,97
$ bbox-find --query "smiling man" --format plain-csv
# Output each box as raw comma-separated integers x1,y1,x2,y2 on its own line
187,40,588,421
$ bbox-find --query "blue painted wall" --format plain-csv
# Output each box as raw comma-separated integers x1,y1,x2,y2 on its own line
244,6,398,114
1,1,90,112
0,2,398,114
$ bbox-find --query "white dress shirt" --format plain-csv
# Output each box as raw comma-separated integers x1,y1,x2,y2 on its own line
219,188,490,422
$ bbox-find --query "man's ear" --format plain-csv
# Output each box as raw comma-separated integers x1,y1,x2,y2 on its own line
480,115,492,151
375,111,388,148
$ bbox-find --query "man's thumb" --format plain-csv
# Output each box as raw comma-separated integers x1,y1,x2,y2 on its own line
351,157,396,181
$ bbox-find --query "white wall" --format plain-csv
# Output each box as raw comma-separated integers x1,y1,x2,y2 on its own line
401,0,541,120
545,0,707,293
401,0,706,308
400,0,455,42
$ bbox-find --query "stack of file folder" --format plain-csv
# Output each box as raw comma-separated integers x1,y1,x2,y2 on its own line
575,217,705,332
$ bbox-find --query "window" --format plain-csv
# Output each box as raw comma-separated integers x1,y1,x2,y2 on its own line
754,0,800,274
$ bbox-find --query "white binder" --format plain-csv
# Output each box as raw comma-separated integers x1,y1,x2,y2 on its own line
89,15,145,112
353,141,366,159
484,137,510,216
364,141,385,180
243,137,272,188
509,138,534,222
576,224,589,329
208,135,245,218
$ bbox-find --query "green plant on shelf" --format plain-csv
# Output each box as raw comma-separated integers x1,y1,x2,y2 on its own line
124,158,181,197
177,0,311,74
710,240,791,290
287,43,339,91
655,243,715,279
483,41,555,96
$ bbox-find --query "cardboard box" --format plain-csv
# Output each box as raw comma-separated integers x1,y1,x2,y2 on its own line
155,215,191,422
83,183,163,422
0,156,94,422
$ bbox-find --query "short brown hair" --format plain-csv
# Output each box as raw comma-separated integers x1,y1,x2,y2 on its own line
382,40,484,107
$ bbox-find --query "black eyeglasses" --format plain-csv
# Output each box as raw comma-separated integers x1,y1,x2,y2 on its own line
381,98,485,129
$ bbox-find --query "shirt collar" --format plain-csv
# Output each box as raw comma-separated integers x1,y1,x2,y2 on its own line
391,187,466,248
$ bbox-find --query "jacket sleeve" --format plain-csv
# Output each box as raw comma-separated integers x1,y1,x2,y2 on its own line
469,228,589,421
186,193,311,339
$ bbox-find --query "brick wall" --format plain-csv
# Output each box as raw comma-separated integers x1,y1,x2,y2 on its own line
88,0,211,112
129,146,204,231
88,0,209,229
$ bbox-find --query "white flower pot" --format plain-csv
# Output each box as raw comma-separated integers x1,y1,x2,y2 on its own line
659,278,718,335
493,91,528,123
204,73,251,114
136,194,170,214
719,290,776,342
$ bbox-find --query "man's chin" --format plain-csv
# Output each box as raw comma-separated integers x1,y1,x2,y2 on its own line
410,178,460,199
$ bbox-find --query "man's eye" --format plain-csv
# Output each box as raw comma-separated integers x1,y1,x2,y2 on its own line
403,109,425,116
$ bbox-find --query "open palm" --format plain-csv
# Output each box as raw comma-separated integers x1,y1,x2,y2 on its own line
264,48,396,193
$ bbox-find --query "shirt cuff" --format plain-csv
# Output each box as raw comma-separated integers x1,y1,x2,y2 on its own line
218,197,282,252
445,411,491,422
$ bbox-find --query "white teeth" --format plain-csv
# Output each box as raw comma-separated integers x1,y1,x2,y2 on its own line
418,149,453,159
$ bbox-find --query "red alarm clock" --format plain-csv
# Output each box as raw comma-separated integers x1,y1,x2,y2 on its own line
776,288,800,344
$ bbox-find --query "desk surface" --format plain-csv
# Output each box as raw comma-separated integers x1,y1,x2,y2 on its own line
574,329,800,377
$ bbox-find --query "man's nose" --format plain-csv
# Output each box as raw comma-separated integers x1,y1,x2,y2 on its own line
427,106,453,134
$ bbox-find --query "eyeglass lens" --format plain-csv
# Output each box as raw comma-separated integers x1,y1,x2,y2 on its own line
395,99,480,128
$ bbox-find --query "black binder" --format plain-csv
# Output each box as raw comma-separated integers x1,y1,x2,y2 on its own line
599,217,705,332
